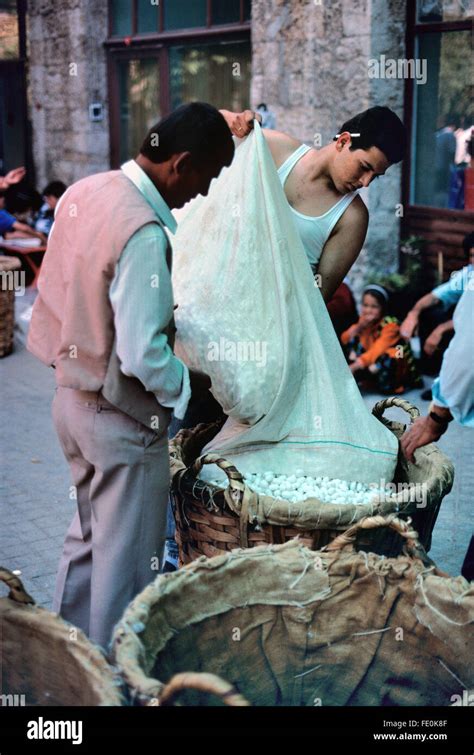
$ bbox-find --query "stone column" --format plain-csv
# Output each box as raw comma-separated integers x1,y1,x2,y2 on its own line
26,0,109,189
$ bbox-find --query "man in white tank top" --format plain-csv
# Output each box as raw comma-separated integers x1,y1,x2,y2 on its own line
220,106,406,302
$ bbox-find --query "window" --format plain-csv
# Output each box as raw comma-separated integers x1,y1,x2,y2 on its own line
0,0,27,173
417,0,473,23
117,57,161,164
109,0,251,36
169,40,251,112
411,30,472,209
107,0,251,167
0,0,19,59
164,0,207,31
408,5,473,211
137,1,159,33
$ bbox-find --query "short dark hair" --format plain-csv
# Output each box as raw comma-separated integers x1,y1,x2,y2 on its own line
337,106,407,164
462,232,474,256
43,180,67,198
5,184,42,214
140,102,234,168
445,112,459,128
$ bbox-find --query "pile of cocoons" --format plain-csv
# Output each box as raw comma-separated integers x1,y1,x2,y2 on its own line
209,470,392,505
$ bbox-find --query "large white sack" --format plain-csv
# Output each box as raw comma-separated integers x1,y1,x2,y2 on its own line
172,124,399,486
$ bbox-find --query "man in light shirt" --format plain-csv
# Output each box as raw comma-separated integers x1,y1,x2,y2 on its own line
401,287,473,580
27,103,234,649
401,232,474,383
401,287,474,460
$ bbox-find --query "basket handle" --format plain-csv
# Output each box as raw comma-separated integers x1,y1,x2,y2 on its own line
191,453,245,488
158,672,250,707
323,514,432,563
372,396,420,430
0,567,35,604
190,453,256,547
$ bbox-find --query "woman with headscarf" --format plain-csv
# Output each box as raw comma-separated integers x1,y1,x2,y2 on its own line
341,284,422,394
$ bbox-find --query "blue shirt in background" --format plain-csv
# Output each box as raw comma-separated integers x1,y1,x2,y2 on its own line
0,209,16,235
432,264,473,310
432,288,474,427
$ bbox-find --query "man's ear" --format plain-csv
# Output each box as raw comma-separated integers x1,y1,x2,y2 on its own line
172,151,194,176
336,131,352,151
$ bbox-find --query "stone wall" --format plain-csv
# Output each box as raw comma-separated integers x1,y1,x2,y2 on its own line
25,0,407,290
251,0,408,292
27,0,109,189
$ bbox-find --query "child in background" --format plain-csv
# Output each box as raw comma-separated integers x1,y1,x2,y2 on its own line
35,181,67,235
341,284,422,394
0,188,45,243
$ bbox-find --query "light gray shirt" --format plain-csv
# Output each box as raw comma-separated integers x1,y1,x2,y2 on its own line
109,159,191,419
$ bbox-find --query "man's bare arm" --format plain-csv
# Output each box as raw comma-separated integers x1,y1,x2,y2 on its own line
316,196,368,302
219,109,299,168
400,292,440,339
261,128,302,169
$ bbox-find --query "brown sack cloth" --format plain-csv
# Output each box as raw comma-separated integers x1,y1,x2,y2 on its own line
112,516,473,706
0,568,125,706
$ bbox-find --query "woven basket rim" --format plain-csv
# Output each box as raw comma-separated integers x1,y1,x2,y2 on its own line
169,412,454,529
0,591,125,705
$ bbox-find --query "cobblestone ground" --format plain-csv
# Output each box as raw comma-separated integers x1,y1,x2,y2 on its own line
1,293,472,609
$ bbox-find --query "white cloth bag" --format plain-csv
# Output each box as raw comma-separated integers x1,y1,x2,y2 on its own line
172,124,398,485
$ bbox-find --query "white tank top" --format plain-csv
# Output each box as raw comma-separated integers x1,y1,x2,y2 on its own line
277,144,360,273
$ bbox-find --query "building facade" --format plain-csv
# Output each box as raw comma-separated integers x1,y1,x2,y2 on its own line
1,0,473,288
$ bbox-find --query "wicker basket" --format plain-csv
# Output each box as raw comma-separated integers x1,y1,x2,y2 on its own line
0,256,21,358
169,397,454,564
112,516,473,706
0,568,125,706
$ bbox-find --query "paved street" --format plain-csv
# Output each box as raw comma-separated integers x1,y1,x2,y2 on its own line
1,292,472,609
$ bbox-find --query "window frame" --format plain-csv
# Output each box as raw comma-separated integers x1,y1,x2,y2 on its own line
106,0,250,39
402,1,473,220
0,0,30,174
105,1,251,168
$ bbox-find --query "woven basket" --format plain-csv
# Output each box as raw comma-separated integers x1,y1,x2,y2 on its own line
0,256,21,358
0,568,125,706
112,515,473,706
169,397,454,564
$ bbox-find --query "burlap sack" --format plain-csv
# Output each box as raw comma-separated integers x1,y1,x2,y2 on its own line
112,516,473,706
0,568,125,706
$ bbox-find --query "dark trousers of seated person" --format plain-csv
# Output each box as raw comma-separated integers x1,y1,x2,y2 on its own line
418,304,455,376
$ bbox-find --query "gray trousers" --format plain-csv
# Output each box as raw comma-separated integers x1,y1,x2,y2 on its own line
52,386,169,650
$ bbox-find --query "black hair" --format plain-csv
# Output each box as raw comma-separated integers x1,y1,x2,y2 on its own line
445,112,459,128
336,106,407,164
363,286,389,314
462,232,474,256
5,183,42,214
43,180,67,198
257,103,268,110
140,102,234,168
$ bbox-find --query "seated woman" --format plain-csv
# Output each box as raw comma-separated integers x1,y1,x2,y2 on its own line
341,285,422,394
